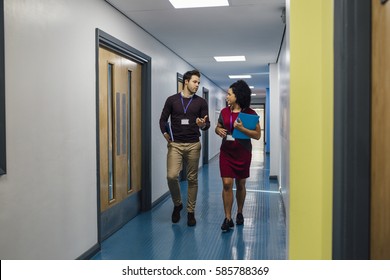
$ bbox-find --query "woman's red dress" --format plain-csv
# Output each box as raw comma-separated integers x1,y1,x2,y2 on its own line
218,107,258,179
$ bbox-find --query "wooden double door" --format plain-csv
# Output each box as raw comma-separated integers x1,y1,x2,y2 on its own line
98,46,142,240
371,0,390,260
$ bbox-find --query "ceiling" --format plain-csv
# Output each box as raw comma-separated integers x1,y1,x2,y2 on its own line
106,0,286,98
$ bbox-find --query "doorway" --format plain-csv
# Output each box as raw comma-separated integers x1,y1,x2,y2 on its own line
251,103,265,146
333,0,371,259
96,30,151,241
202,87,209,165
177,73,187,181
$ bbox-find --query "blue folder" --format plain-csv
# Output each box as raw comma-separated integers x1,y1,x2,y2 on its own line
232,112,259,139
165,121,174,141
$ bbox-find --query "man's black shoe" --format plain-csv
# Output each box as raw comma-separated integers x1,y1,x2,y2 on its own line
172,204,183,223
187,212,196,226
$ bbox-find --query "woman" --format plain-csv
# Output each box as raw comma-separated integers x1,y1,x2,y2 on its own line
215,80,261,232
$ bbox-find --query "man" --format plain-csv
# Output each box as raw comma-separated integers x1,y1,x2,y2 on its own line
159,70,210,226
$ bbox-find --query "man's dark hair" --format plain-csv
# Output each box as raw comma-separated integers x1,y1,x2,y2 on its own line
183,70,201,83
230,80,252,109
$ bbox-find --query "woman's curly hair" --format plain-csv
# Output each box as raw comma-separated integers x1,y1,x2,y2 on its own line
230,80,252,109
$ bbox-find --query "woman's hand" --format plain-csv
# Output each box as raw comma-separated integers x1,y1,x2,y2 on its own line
233,118,244,131
215,126,228,138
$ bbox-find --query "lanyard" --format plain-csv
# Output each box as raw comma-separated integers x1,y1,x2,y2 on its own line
181,95,193,114
229,109,237,133
229,108,243,133
229,113,233,133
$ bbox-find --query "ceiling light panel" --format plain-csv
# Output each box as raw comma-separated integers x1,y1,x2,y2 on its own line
169,0,229,9
214,56,246,62
229,75,252,79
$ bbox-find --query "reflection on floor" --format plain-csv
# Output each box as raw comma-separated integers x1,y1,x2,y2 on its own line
91,142,286,260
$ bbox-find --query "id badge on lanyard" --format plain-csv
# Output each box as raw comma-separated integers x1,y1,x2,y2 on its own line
226,135,234,141
226,112,235,141
181,95,193,126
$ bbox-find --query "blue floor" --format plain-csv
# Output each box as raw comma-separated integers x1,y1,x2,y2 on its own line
91,142,287,260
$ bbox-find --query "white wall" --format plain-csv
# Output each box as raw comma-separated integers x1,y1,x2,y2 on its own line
279,0,291,255
0,0,226,259
269,63,280,180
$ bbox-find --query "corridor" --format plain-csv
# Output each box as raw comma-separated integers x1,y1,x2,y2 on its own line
91,141,287,260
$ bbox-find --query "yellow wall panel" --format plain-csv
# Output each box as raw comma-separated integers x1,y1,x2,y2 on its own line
289,0,333,259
